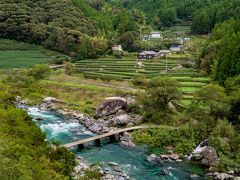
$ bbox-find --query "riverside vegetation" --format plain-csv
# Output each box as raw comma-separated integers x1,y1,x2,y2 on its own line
0,0,240,179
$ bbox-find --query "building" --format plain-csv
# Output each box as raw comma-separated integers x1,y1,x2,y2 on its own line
159,50,171,57
177,37,183,44
137,51,158,60
142,35,150,40
149,31,161,39
170,45,183,53
112,45,123,52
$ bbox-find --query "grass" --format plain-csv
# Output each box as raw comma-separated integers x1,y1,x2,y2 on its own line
0,39,68,69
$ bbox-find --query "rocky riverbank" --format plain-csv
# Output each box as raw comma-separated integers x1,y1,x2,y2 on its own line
16,96,240,180
16,96,140,147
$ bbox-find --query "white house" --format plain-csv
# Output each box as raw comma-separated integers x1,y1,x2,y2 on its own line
159,50,171,57
149,31,161,39
170,45,182,53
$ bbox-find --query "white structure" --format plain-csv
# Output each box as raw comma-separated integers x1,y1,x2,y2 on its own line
170,46,182,53
112,45,123,52
149,31,161,39
141,31,162,40
159,50,171,57
177,37,183,44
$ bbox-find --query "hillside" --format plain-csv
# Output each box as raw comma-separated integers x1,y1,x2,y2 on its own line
1,0,239,60
108,0,240,34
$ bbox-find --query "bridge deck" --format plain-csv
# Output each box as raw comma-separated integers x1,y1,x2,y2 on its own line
63,125,161,148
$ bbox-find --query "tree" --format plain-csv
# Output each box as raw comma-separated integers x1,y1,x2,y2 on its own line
191,10,211,34
200,19,240,77
27,64,51,80
158,8,177,28
215,32,240,85
144,77,182,111
193,84,230,119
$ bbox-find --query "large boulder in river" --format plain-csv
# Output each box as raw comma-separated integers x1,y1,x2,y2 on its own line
112,114,132,126
96,97,127,117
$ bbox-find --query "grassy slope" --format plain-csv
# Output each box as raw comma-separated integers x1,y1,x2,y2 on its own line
0,39,68,69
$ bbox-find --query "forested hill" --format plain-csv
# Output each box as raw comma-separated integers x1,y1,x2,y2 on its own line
0,0,144,58
110,0,240,34
1,0,240,59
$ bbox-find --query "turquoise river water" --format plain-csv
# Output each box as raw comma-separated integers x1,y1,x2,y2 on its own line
22,106,206,180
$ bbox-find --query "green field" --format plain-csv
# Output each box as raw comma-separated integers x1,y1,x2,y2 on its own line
73,57,211,105
0,39,68,69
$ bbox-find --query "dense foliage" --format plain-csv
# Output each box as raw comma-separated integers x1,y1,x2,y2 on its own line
0,0,145,58
141,77,182,123
0,95,76,179
1,0,240,60
200,19,240,85
133,80,240,172
110,0,240,34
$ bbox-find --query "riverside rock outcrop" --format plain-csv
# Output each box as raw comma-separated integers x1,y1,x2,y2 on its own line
191,140,218,167
96,97,127,117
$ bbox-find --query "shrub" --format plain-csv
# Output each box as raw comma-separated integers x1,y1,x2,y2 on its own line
131,75,149,87
28,64,51,80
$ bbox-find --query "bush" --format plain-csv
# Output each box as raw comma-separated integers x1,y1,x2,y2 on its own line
132,122,207,154
131,75,149,87
28,64,51,80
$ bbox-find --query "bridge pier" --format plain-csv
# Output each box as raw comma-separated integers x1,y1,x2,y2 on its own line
95,139,101,147
77,144,84,150
109,134,117,143
119,132,124,137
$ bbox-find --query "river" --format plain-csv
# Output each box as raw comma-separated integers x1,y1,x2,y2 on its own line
22,106,206,180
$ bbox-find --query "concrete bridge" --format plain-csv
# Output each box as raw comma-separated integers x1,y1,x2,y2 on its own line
63,125,162,149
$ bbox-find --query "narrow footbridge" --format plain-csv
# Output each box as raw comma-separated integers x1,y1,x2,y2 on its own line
63,125,161,149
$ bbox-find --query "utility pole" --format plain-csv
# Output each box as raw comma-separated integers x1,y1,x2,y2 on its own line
165,54,168,70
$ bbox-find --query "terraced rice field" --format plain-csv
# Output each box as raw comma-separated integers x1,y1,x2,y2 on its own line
74,59,211,103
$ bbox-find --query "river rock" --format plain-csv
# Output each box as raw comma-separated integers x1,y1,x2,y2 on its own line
112,114,132,126
116,109,127,116
157,169,169,176
120,132,135,147
168,154,180,160
34,116,44,121
96,97,127,117
200,146,218,167
43,97,57,103
207,172,236,180
89,123,103,133
191,153,204,161
126,97,136,106
108,162,119,166
160,154,180,161
132,115,143,124
15,96,30,105
190,174,199,179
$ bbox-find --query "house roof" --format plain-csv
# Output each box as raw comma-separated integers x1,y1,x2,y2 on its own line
159,50,171,53
139,51,158,55
150,31,160,35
